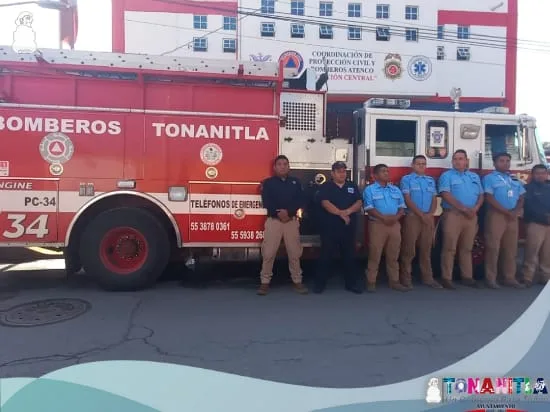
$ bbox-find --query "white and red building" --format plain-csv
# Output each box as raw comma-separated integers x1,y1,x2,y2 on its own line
111,0,518,138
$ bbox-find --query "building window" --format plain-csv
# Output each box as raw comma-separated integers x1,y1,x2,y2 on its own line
437,25,444,39
348,3,361,17
376,26,390,41
405,28,418,41
376,4,389,19
437,46,445,60
193,37,207,52
261,0,275,14
223,16,236,31
457,25,470,39
193,15,207,29
457,47,470,61
405,5,418,20
261,22,275,37
319,24,333,39
319,1,332,16
223,38,236,53
291,0,304,15
291,23,305,38
348,26,361,40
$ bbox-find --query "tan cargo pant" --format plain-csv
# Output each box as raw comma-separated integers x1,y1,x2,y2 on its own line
399,213,435,284
366,220,401,284
260,217,303,285
522,222,550,283
484,209,519,283
440,210,478,281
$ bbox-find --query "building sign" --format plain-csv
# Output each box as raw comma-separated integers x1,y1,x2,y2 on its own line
306,50,376,82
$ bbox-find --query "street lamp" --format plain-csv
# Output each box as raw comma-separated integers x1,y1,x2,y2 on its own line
0,1,68,9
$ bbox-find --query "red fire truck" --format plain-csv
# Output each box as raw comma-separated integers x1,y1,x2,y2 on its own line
0,46,546,290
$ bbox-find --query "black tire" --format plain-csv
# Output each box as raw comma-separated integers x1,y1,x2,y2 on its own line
79,207,170,291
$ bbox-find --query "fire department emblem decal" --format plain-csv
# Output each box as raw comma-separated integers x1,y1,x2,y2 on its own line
39,132,75,165
199,143,223,166
383,53,402,80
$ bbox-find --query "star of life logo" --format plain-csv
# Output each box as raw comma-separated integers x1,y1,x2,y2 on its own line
12,11,37,54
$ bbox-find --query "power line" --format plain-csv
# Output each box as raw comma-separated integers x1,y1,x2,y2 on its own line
252,0,549,47
126,7,550,56
126,18,506,67
151,0,550,49
231,9,535,52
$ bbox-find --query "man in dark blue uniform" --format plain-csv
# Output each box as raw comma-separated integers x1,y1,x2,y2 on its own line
313,161,363,294
521,164,550,287
258,155,308,295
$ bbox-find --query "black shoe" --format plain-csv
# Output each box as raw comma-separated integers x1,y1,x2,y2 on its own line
345,284,363,294
313,282,326,294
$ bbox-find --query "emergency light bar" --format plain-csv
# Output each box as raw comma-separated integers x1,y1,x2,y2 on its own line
365,98,411,109
476,106,510,114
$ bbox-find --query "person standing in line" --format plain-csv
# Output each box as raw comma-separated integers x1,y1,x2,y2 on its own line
363,164,409,293
521,164,550,287
313,161,363,294
258,155,308,296
399,155,442,289
482,152,526,289
437,149,484,289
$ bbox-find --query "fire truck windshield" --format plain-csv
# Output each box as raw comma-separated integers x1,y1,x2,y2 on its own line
534,128,549,165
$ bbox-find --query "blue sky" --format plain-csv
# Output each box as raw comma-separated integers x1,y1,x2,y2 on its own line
0,0,548,141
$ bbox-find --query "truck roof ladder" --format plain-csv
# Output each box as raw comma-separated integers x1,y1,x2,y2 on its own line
0,46,280,78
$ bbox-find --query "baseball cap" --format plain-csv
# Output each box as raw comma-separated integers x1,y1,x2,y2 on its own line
332,161,347,171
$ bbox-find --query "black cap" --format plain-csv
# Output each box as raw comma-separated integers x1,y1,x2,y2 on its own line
492,152,511,162
332,161,347,171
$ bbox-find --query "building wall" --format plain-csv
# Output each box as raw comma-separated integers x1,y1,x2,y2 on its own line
112,0,238,59
111,0,517,113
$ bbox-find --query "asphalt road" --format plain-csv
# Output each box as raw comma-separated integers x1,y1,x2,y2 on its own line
0,255,545,388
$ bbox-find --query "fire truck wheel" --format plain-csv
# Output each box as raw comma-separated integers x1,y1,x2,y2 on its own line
79,207,170,291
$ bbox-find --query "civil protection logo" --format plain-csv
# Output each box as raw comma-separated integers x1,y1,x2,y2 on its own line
408,55,432,81
278,50,304,73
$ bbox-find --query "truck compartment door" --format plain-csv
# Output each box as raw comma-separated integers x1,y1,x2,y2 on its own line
0,178,59,244
452,118,483,169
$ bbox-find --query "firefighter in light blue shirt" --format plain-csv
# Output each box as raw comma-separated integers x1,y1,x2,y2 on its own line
363,163,409,293
482,152,525,289
399,155,441,289
437,149,484,289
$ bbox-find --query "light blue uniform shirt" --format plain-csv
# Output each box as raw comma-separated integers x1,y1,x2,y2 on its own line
482,170,526,210
400,173,437,213
363,182,406,220
438,169,482,209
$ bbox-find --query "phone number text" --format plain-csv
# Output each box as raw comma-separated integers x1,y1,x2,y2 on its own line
231,230,264,240
190,221,230,231
190,222,264,240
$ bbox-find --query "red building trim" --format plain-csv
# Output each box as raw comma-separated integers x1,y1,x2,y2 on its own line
437,0,518,113
111,0,238,53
